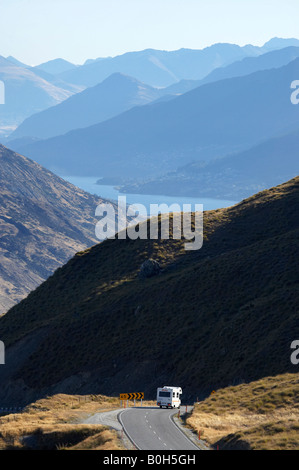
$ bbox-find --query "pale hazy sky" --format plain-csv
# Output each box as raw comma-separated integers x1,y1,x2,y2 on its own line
0,0,298,65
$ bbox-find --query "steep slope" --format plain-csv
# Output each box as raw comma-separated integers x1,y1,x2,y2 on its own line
165,46,299,95
120,129,299,199
0,57,73,137
4,56,83,95
58,44,260,88
26,67,84,95
9,74,162,140
0,144,116,313
188,373,299,450
6,56,30,68
18,58,299,178
0,177,297,405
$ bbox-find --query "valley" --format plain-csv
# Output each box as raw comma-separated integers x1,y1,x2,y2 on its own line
0,22,298,452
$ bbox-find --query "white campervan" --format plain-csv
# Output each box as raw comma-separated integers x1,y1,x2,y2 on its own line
156,386,182,409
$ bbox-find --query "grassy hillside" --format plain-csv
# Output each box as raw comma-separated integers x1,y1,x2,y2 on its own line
188,373,299,450
0,393,121,450
0,177,298,405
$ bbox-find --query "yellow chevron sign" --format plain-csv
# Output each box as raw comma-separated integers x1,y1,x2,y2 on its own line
120,392,144,400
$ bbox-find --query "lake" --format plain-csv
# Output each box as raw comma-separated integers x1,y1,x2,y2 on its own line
63,176,239,213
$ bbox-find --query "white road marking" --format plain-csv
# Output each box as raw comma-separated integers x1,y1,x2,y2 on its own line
168,411,199,450
118,410,141,451
119,407,200,451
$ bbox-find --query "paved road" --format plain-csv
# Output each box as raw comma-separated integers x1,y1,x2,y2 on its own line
84,408,122,431
119,407,200,451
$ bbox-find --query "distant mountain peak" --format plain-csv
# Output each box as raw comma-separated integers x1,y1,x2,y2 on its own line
9,71,160,141
262,37,299,51
6,56,30,68
101,71,140,83
35,58,78,75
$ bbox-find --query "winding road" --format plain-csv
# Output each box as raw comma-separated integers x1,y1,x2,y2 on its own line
119,406,200,451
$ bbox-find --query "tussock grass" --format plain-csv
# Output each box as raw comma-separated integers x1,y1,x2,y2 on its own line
0,393,123,450
188,373,299,450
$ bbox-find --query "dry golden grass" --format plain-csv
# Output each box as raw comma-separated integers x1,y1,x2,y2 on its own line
188,373,299,450
0,393,124,450
67,428,122,450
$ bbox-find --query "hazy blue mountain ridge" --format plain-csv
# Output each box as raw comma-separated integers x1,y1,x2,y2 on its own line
9,73,163,140
16,58,299,179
